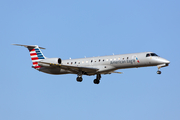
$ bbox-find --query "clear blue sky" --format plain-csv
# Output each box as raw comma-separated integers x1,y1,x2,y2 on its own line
0,0,179,120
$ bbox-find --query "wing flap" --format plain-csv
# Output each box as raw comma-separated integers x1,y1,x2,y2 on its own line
38,61,99,73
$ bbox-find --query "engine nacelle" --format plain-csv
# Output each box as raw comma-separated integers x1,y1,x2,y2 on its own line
38,58,62,67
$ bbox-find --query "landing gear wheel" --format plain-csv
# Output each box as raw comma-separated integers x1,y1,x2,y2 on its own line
157,71,161,74
76,77,83,82
93,79,100,84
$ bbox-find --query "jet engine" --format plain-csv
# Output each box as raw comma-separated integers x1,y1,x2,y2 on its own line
38,58,62,67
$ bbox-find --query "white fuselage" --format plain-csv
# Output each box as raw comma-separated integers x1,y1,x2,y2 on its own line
13,44,171,84
38,52,170,75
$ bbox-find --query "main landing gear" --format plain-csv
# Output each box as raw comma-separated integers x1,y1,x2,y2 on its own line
76,71,83,82
76,76,83,82
93,74,101,84
76,72,101,84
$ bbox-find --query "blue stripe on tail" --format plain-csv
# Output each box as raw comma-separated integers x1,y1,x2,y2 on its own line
35,48,45,59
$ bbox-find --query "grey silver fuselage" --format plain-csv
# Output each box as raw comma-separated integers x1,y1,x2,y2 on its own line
39,52,170,75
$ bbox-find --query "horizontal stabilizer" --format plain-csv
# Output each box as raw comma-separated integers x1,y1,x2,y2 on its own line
12,44,45,49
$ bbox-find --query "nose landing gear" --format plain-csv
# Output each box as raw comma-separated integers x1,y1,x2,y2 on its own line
157,70,161,74
157,66,162,74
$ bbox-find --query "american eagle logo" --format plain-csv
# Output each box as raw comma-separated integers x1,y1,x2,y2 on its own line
136,58,140,63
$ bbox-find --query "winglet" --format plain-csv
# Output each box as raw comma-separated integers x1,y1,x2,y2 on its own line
12,44,46,49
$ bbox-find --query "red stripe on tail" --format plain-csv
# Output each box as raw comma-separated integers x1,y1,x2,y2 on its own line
34,66,41,69
33,62,38,65
30,53,37,56
31,57,39,60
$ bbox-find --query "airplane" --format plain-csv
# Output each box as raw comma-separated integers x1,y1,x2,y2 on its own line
13,44,170,84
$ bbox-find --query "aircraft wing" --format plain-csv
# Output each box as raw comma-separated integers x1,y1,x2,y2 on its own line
38,61,99,74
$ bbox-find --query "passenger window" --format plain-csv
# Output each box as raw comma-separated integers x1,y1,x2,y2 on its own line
71,62,73,64
82,61,84,63
91,60,93,63
123,58,124,60
127,57,129,59
110,59,112,61
106,59,108,61
103,59,105,62
99,59,101,62
118,58,120,60
114,58,116,60
67,62,69,64
78,62,80,64
86,61,88,63
75,62,76,64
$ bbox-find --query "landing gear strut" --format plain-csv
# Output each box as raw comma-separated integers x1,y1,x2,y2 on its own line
157,66,162,74
93,74,101,84
76,71,83,82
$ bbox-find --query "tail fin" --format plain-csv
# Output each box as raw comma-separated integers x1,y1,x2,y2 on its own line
13,44,46,69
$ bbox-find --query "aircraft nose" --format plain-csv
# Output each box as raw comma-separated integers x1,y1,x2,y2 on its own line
159,58,170,65
164,59,170,64
165,59,170,66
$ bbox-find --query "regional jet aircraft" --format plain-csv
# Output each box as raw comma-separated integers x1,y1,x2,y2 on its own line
13,44,170,84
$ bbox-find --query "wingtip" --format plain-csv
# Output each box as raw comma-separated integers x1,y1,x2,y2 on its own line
112,71,123,74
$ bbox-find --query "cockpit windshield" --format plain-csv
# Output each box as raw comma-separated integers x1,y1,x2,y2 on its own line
151,53,159,56
146,53,159,57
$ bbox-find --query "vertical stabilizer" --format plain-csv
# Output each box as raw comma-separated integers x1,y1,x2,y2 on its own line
13,44,46,69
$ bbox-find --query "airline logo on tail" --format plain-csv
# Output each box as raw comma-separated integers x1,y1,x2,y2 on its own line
12,44,46,69
29,48,45,69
